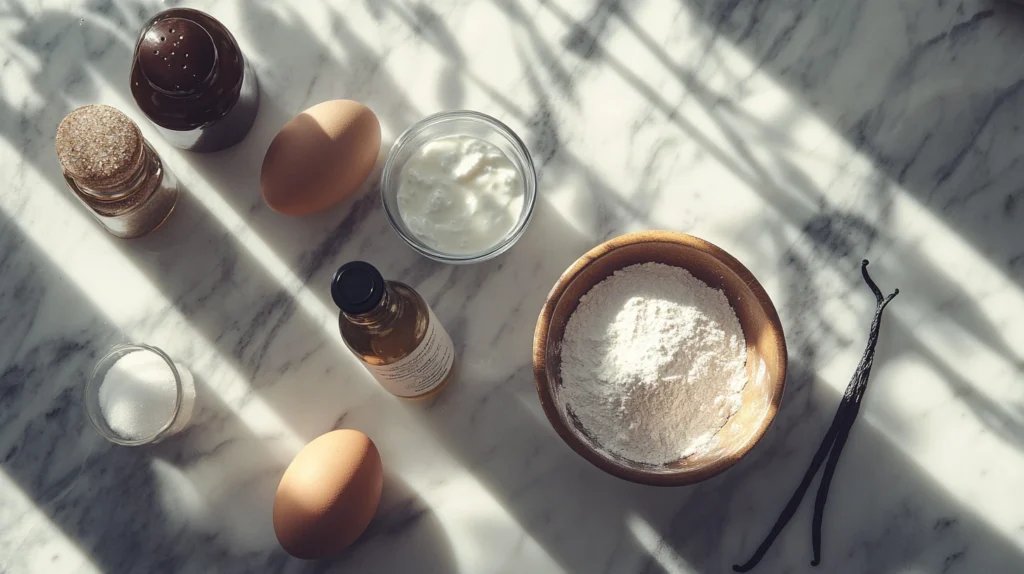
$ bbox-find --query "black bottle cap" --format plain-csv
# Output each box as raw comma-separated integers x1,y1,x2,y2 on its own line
332,262,385,315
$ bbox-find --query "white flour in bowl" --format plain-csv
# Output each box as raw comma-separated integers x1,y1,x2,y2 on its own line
559,262,748,466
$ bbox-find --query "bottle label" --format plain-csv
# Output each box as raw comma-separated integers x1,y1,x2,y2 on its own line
364,308,455,397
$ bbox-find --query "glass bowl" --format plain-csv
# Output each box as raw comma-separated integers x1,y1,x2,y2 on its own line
84,343,195,446
381,110,538,264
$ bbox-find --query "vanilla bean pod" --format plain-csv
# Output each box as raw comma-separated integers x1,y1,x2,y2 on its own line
733,260,898,572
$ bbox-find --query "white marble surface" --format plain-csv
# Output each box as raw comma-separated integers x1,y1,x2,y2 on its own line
1,0,1023,572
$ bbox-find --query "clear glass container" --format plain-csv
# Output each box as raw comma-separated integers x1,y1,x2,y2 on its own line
56,105,180,239
84,344,195,446
63,142,179,239
380,110,538,264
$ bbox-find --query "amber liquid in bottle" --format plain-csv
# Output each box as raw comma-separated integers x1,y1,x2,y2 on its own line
333,262,455,398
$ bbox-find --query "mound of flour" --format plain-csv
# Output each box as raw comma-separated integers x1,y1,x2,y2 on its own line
559,262,748,465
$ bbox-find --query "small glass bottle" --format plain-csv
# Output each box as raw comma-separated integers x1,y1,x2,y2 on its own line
55,105,179,239
332,261,456,398
130,8,260,152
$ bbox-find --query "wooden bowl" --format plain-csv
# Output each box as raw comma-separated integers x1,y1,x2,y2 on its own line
533,231,787,486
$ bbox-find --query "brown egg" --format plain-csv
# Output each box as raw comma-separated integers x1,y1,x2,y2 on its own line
261,100,382,216
273,429,384,559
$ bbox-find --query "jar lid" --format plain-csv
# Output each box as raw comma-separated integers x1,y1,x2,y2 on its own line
137,17,218,97
55,105,145,199
332,262,385,315
130,8,246,132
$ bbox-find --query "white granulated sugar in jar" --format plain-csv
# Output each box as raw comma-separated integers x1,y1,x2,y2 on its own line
98,350,195,441
559,262,748,466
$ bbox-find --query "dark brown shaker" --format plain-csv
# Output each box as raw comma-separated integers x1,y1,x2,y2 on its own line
130,8,259,152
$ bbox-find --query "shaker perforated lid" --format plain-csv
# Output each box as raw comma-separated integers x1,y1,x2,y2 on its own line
137,17,218,96
55,105,145,198
332,262,386,315
130,8,247,132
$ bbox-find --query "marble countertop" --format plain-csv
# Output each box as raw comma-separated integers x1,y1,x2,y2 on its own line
2,0,1024,572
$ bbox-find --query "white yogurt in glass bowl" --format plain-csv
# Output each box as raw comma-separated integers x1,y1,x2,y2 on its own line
381,111,537,264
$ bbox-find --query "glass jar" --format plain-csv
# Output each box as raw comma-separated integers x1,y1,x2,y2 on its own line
56,105,180,239
84,344,196,446
380,110,538,264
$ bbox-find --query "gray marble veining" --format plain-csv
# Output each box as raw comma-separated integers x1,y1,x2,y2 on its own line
1,0,1023,572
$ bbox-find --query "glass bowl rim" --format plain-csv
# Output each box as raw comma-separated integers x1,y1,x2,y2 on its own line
380,110,538,264
84,343,184,446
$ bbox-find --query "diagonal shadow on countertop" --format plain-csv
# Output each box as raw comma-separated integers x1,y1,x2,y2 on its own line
668,0,1024,289
528,0,1024,371
406,218,1024,574
644,359,1024,573
395,2,1024,573
0,0,364,423
0,207,457,573
510,0,1024,453
0,1,459,571
384,8,1024,572
2,0,1023,573
0,2,606,572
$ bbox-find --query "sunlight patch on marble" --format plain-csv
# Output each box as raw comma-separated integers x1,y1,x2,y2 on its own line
172,148,351,353
570,0,1024,551
0,129,560,572
0,146,309,448
0,469,99,573
583,0,1024,391
627,514,695,574
440,474,564,574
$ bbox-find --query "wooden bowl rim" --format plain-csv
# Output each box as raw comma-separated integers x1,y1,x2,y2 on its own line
532,230,788,486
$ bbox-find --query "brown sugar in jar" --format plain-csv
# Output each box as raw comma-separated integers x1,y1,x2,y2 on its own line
56,105,180,239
